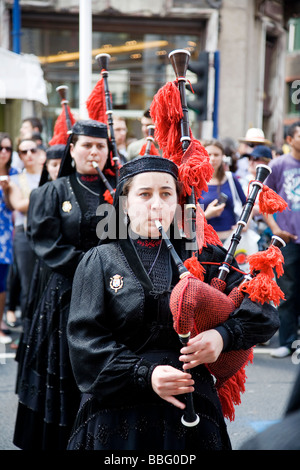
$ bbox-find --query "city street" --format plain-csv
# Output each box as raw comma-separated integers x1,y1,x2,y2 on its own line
0,326,299,451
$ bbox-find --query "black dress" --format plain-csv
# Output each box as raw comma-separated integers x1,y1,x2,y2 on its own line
66,235,279,451
13,172,116,450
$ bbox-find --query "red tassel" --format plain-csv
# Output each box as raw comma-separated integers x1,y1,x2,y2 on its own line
240,272,285,306
247,244,284,277
49,106,76,146
239,245,285,306
150,81,183,158
86,76,107,123
184,255,206,281
259,185,288,215
103,189,114,205
178,140,213,199
151,82,214,200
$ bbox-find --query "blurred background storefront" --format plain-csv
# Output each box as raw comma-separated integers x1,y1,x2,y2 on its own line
0,0,299,147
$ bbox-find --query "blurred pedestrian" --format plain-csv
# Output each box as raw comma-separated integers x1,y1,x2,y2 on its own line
5,138,42,319
13,116,44,171
264,120,300,358
239,145,273,251
201,139,247,244
236,128,272,180
113,115,128,163
0,133,19,344
13,119,117,450
220,137,239,174
19,116,43,141
127,109,159,160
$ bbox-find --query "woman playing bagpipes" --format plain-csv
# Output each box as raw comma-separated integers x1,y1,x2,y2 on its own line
66,147,280,450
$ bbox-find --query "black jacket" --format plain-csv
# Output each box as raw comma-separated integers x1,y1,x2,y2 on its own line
67,237,280,407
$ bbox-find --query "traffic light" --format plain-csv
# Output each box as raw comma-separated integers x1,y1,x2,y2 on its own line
186,51,209,121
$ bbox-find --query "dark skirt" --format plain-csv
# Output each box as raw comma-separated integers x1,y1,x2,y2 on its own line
67,363,232,451
13,267,80,450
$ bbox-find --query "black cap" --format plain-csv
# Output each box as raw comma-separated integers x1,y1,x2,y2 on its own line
119,155,178,183
46,144,65,160
58,119,109,178
71,119,108,139
246,145,272,160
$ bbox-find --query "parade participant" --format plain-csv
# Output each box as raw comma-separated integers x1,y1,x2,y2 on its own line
13,119,117,450
66,154,279,451
39,143,65,185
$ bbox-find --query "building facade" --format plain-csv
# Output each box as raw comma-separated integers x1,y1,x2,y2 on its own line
0,0,298,147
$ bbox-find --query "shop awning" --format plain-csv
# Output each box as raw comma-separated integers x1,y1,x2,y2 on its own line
0,47,48,106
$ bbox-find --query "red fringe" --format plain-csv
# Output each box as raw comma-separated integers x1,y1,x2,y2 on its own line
259,185,288,214
48,106,76,146
216,349,253,421
86,77,107,123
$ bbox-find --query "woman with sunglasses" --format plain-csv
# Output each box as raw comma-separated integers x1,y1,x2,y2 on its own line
0,133,19,344
4,138,42,323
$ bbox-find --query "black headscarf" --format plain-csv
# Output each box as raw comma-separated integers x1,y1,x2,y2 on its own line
39,144,66,186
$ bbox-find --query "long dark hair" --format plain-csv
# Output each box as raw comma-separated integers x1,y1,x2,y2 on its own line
203,139,225,184
0,133,13,173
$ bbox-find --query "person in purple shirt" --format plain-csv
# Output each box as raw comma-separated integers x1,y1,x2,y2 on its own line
200,139,246,243
264,120,300,358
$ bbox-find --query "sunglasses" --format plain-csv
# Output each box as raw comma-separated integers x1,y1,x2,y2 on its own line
0,146,12,152
19,148,38,156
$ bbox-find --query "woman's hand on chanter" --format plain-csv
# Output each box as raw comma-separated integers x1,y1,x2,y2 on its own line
151,365,194,410
179,329,224,370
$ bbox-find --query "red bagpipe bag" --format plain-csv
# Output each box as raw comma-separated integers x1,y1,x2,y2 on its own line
169,208,286,421
151,80,286,421
169,267,251,421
